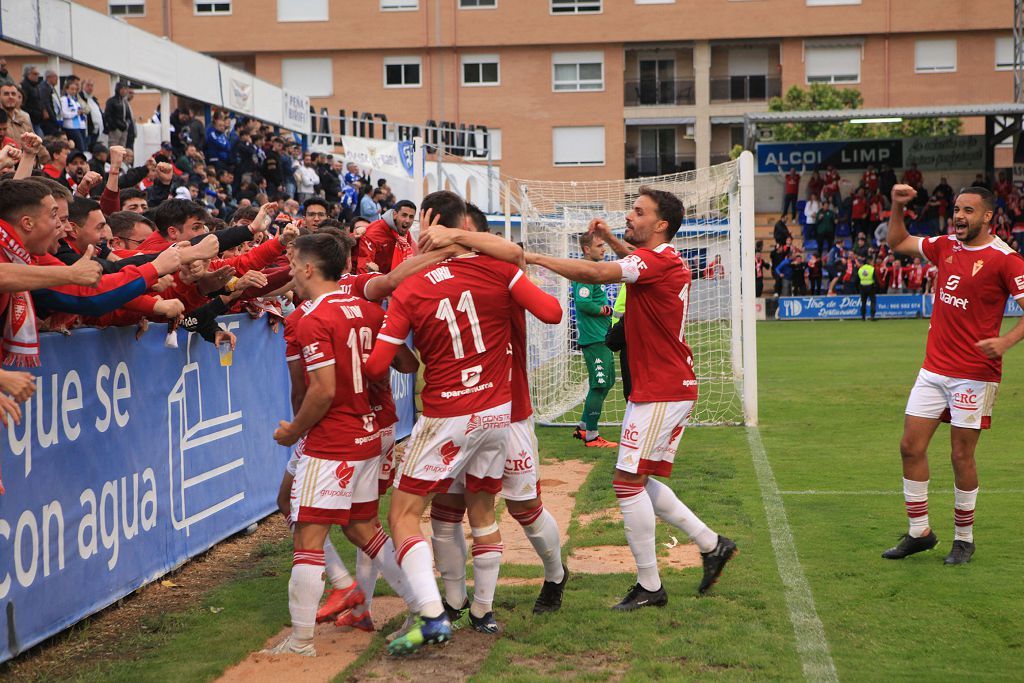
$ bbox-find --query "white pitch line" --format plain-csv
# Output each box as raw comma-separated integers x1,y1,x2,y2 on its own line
780,489,1024,496
747,427,838,683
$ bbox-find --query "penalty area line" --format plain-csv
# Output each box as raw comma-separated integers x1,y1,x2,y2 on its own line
747,427,838,683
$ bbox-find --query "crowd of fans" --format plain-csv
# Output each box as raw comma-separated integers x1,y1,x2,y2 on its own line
0,67,421,490
760,163,1021,298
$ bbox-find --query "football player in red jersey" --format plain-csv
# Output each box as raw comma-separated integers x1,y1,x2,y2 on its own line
882,184,1024,565
364,191,562,655
278,227,459,631
527,187,737,610
264,234,418,657
416,203,569,623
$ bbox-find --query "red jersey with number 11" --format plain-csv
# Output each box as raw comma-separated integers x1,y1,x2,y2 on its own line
296,291,386,460
618,243,698,402
378,253,520,418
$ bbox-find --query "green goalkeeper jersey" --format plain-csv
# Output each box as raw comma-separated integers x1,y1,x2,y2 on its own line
572,282,612,346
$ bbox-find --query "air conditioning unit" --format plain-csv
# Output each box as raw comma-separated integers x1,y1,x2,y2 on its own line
684,124,695,139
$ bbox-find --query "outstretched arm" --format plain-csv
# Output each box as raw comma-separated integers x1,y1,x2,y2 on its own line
418,226,524,267
510,271,562,323
526,252,623,285
589,219,634,257
363,246,459,301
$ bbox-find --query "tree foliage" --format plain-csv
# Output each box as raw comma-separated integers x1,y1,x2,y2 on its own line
765,84,962,141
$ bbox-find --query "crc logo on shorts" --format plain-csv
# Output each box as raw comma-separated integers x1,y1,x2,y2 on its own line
621,422,640,448
440,440,460,466
335,461,355,489
505,450,533,475
952,388,979,411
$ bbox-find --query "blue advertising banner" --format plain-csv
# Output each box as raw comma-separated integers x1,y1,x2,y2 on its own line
757,139,902,173
0,318,280,661
0,316,418,662
778,294,924,319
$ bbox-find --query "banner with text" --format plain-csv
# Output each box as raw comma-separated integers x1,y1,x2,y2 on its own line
779,294,1024,320
757,136,985,174
0,318,288,662
341,136,415,178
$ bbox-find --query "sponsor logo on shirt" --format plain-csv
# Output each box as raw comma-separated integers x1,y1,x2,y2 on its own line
440,381,495,399
461,365,482,388
939,288,968,310
945,275,961,291
302,341,324,362
952,388,979,411
1015,275,1024,291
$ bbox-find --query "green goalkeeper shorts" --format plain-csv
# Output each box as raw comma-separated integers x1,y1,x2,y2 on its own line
582,343,616,390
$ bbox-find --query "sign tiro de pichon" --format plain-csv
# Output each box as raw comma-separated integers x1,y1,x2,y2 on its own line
309,107,493,158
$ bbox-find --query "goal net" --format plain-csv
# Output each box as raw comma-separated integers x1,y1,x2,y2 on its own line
426,151,757,427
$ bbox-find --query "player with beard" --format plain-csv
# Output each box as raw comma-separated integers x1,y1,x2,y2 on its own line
526,187,737,610
881,184,1024,565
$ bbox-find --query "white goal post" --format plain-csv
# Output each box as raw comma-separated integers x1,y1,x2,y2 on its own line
513,152,758,427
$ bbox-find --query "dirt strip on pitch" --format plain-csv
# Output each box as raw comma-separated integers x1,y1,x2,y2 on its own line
220,458,701,683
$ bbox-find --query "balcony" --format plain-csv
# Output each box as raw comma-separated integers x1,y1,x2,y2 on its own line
624,79,696,106
710,75,781,102
626,153,696,179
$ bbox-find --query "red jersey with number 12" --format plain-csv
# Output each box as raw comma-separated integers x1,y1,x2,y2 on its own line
378,253,519,418
920,234,1024,382
296,291,386,460
618,243,698,402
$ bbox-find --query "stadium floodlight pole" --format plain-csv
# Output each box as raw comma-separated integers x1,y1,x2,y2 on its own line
738,151,759,426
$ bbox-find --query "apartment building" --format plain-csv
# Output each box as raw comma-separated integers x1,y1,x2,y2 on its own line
8,0,1017,180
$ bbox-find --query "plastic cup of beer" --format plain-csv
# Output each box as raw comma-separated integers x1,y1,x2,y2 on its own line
218,341,233,367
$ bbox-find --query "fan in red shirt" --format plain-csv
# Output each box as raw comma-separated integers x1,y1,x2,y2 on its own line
527,186,736,612
362,191,561,654
901,163,923,188
881,183,1024,566
862,165,879,193
356,200,417,274
266,233,419,657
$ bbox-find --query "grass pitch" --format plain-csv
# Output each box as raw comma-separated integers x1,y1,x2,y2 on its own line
52,319,1024,681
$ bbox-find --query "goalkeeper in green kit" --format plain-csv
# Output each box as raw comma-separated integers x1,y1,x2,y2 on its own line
572,232,618,448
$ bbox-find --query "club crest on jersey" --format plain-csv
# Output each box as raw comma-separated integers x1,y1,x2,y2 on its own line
440,440,460,466
952,388,979,411
621,422,640,448
945,256,953,264
972,260,985,276
335,461,355,489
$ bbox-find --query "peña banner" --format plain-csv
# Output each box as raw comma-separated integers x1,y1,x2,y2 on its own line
0,316,415,663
